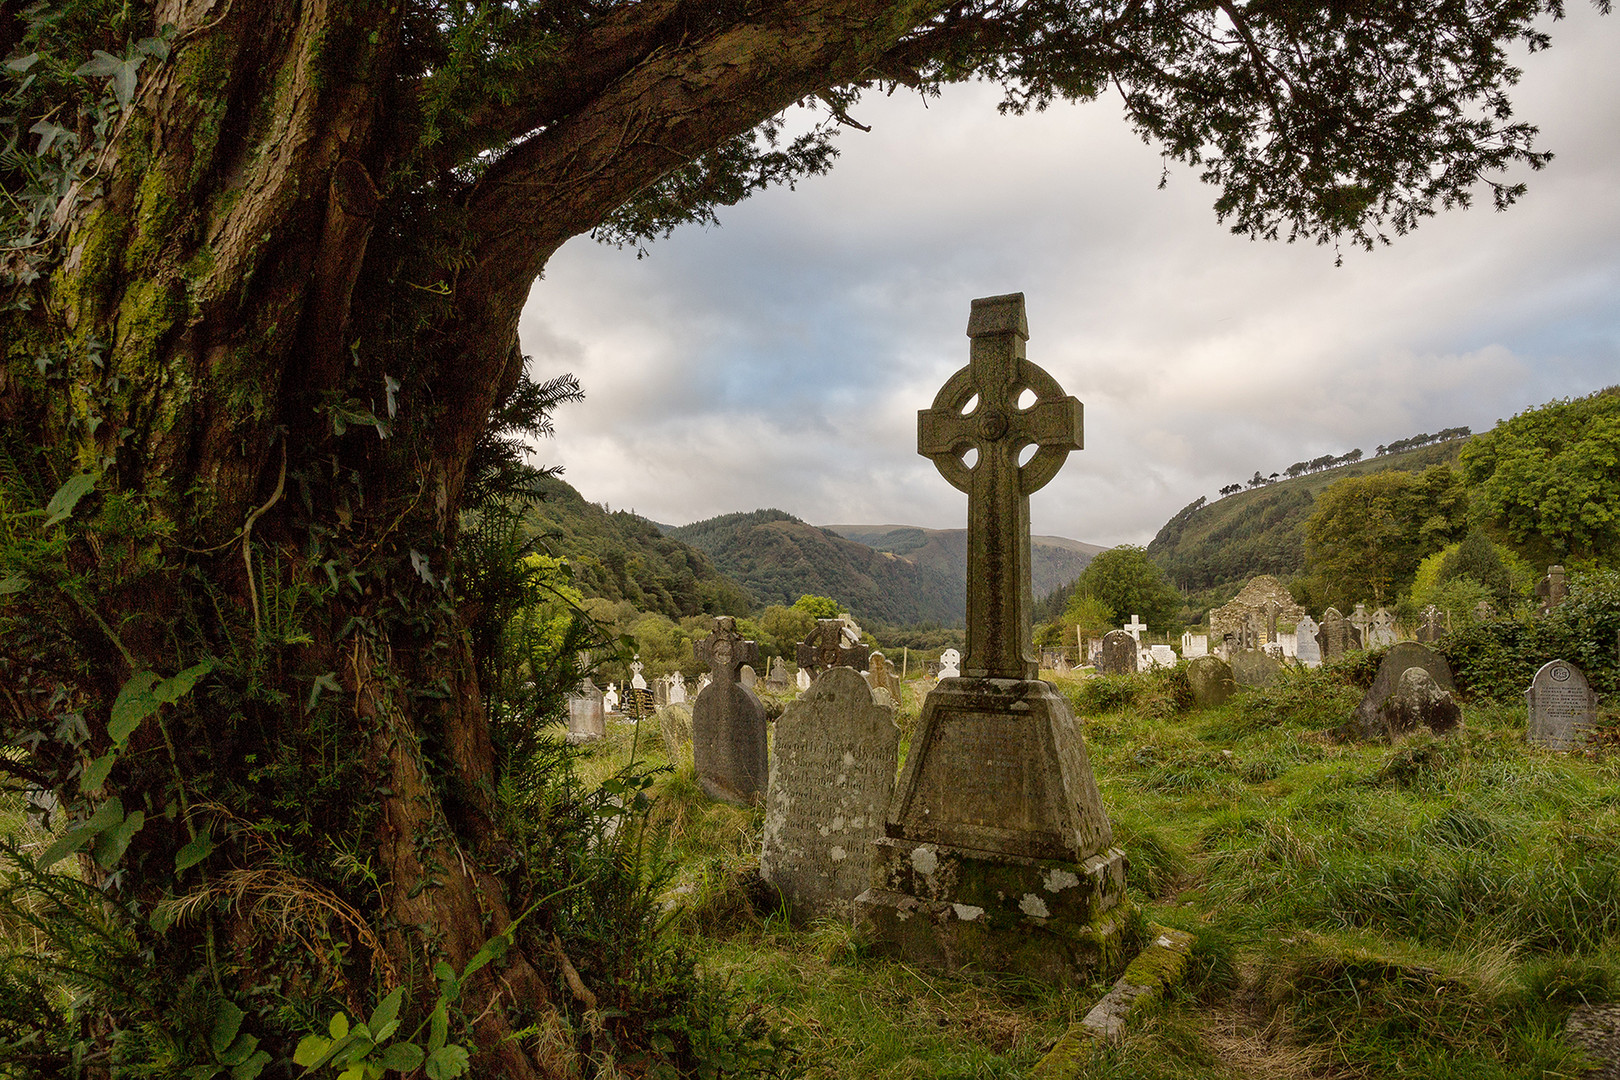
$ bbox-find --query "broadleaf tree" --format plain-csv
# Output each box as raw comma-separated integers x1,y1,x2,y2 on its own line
0,0,1598,1073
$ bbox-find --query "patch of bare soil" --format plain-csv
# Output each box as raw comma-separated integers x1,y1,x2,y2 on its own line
1568,1004,1620,1079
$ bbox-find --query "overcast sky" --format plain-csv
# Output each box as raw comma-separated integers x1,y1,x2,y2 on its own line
518,6,1620,549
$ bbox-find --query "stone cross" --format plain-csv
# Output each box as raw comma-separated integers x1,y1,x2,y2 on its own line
917,293,1082,679
796,618,869,674
696,617,759,685
629,656,647,690
1122,615,1147,643
1536,565,1569,616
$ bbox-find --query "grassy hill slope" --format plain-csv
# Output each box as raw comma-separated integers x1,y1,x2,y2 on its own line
523,475,753,618
668,511,965,626
1147,439,1465,592
824,524,1105,602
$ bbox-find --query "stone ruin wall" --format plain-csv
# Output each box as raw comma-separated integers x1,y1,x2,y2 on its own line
1208,575,1308,643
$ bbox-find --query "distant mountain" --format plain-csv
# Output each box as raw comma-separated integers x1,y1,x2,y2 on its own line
523,475,753,618
824,524,1106,602
1146,439,1466,593
668,511,965,626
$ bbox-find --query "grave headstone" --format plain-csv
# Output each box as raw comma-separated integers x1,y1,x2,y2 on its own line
766,657,791,692
796,668,812,691
1349,604,1372,647
1293,615,1321,667
938,648,961,679
1371,667,1462,738
691,617,768,805
1536,565,1569,616
1186,656,1235,708
1122,615,1147,643
1149,644,1177,669
1135,645,1153,673
1055,654,1073,675
1416,605,1447,644
1351,642,1457,739
696,673,711,694
658,703,693,760
566,679,606,743
797,618,870,675
1526,659,1597,750
1230,650,1285,688
761,668,901,924
1368,607,1397,649
653,676,669,708
866,651,900,700
630,656,648,691
1473,600,1496,623
739,664,758,690
603,682,620,713
1096,630,1136,676
668,671,687,705
1317,607,1359,661
855,292,1127,986
1181,631,1209,658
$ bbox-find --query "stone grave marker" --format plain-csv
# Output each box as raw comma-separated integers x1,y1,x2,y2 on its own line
653,676,669,708
603,682,620,713
938,648,961,678
1096,630,1136,676
1473,600,1496,622
658,703,693,760
1186,656,1235,708
855,292,1127,986
1416,605,1447,644
766,657,791,692
1536,565,1569,616
1122,615,1147,643
1368,607,1397,648
1055,654,1073,675
1371,667,1461,738
669,671,687,705
1349,604,1373,647
1350,642,1457,739
797,618,870,676
566,679,606,743
1317,607,1359,661
1294,615,1321,667
796,668,812,691
691,617,768,805
1149,644,1177,669
739,664,758,690
761,667,901,924
1181,631,1209,658
1230,650,1285,688
866,651,900,700
1526,659,1597,749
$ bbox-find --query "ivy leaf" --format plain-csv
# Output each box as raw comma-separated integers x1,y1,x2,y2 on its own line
80,752,117,794
136,35,171,62
109,671,161,747
91,808,143,868
75,49,143,109
174,830,214,872
210,1001,245,1056
424,1045,470,1080
42,471,99,527
306,672,342,711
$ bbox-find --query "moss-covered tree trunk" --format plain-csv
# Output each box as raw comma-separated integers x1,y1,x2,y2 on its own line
0,1,953,1072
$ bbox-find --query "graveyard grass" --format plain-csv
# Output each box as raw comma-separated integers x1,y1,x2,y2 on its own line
568,663,1617,1078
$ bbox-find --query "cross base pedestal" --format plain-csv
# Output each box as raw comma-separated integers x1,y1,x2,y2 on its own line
854,838,1134,986
854,677,1134,984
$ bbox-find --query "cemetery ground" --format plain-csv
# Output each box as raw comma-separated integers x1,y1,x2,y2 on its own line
566,664,1619,1079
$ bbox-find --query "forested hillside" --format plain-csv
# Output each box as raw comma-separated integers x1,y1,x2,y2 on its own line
669,511,965,626
524,475,754,618
827,524,1104,601
1147,440,1465,592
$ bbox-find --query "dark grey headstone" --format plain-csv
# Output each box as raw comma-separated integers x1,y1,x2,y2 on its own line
761,668,899,924
1186,656,1235,708
1526,659,1596,749
1230,650,1285,688
1352,642,1455,738
1096,630,1136,676
692,682,767,805
1317,607,1360,661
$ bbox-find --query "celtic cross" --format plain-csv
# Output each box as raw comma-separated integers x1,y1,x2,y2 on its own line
918,293,1082,679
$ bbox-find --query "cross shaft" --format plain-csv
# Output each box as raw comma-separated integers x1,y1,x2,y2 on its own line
918,294,1082,679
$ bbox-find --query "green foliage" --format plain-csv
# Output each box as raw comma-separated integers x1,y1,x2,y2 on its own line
1304,465,1469,609
1461,387,1620,565
790,593,840,619
1444,569,1620,700
758,604,815,659
1067,545,1181,632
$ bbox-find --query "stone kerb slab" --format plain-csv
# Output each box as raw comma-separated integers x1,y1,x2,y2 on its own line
1096,631,1136,676
1351,642,1456,739
1186,656,1235,709
1527,659,1597,749
761,668,900,924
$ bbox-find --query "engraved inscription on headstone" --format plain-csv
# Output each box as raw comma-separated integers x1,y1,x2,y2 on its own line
1526,659,1597,750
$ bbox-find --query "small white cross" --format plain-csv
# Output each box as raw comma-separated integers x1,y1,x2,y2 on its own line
1123,615,1147,643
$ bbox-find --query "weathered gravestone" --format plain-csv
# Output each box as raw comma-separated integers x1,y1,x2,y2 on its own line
1416,605,1447,644
1122,615,1147,643
855,293,1128,985
796,668,812,691
668,671,687,705
1351,642,1457,739
1536,565,1569,616
739,664,758,690
938,648,961,678
1294,615,1321,667
1349,604,1373,648
1096,630,1136,676
761,668,901,924
658,703,693,761
566,679,606,743
1526,659,1597,750
691,617,768,805
1230,650,1285,689
766,657,791,692
1181,631,1209,659
1368,607,1398,649
1149,644,1177,669
1186,655,1235,709
1317,607,1359,661
866,651,900,701
653,676,669,708
1473,600,1496,623
797,618,870,676
624,657,654,717
1372,667,1462,738
603,682,620,713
